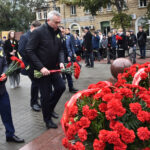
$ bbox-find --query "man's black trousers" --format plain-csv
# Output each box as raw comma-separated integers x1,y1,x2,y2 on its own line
37,73,66,123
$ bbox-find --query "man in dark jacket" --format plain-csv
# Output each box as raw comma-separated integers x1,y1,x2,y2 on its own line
137,26,147,59
83,27,94,68
128,30,137,64
117,29,126,58
25,10,66,129
64,27,78,93
0,47,24,143
19,20,41,112
92,31,100,61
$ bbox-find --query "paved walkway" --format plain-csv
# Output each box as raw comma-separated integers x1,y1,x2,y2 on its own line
0,57,149,150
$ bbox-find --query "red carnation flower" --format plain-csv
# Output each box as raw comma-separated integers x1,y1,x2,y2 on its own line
73,62,80,79
88,109,98,120
79,117,91,129
66,62,72,68
137,127,150,141
119,88,133,98
11,44,15,47
82,105,89,116
129,103,142,115
102,93,114,102
10,56,18,61
113,121,125,134
107,131,120,145
137,110,150,123
66,124,77,140
78,128,87,142
98,130,109,142
76,56,81,62
62,137,70,148
75,142,85,150
99,103,107,112
69,105,78,117
93,139,106,150
121,129,135,144
141,72,148,80
114,142,127,150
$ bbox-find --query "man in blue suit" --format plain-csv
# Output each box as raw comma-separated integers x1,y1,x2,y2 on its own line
0,45,24,143
19,20,41,111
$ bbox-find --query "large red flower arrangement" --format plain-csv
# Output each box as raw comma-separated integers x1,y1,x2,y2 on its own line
61,62,150,150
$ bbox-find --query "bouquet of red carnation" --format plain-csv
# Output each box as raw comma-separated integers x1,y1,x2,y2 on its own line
34,62,81,79
61,80,150,149
0,56,25,81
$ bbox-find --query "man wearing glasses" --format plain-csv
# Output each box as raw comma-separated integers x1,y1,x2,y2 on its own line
25,10,66,129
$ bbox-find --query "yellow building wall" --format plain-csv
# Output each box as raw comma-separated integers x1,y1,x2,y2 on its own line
36,0,148,35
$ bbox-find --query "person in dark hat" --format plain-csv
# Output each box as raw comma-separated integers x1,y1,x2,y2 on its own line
83,27,94,68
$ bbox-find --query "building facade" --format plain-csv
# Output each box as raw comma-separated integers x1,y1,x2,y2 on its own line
36,0,150,36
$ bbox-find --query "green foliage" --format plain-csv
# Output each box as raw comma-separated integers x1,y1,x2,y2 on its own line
59,0,127,15
0,0,47,31
111,12,132,30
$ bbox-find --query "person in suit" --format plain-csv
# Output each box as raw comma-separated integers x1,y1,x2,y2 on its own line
59,26,78,93
117,28,126,58
25,10,66,129
3,31,20,89
0,45,24,143
137,26,147,59
18,20,41,112
83,27,94,68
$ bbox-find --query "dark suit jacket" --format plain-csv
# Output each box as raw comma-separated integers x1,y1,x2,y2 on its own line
83,31,93,52
18,30,31,66
25,23,64,71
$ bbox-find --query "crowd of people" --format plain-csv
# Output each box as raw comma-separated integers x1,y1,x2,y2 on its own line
0,9,148,144
66,26,147,66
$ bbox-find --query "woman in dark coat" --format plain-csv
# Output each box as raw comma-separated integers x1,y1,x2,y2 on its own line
4,31,20,89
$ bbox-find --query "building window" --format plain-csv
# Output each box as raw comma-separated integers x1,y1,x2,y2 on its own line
37,11,42,20
56,7,60,13
71,5,76,15
43,11,47,19
107,3,112,11
123,0,127,9
85,9,90,14
139,0,147,7
99,7,103,12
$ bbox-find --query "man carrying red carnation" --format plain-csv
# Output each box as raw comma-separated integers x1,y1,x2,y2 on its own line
25,10,66,129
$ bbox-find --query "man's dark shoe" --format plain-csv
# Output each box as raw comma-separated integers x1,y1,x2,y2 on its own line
6,135,24,143
51,111,59,119
69,87,78,93
46,119,58,129
32,104,41,111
